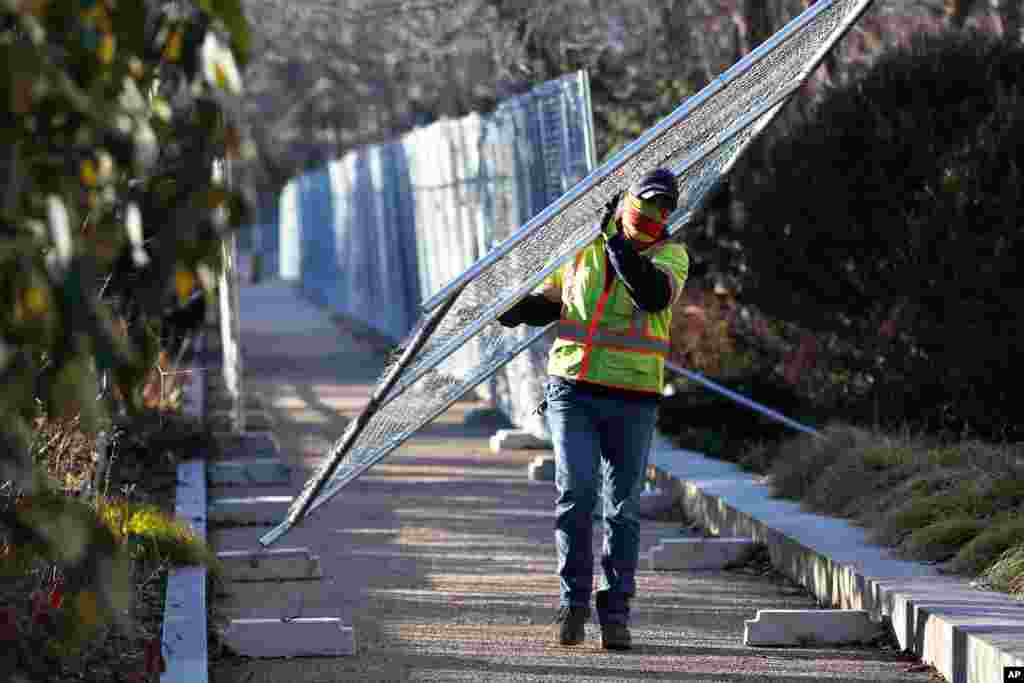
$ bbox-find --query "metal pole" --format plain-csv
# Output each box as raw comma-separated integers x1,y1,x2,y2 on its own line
665,361,822,438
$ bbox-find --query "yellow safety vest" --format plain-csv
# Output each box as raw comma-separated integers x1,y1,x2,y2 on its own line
542,231,689,394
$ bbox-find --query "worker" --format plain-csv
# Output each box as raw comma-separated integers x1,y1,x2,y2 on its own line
498,167,689,650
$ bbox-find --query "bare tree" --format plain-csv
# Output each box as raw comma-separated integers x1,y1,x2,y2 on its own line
234,0,1011,197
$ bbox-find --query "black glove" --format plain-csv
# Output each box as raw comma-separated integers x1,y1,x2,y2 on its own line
497,302,525,327
497,294,561,328
601,192,623,238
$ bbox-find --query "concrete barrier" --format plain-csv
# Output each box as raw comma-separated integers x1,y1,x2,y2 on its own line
217,547,323,582
491,429,552,453
650,440,1024,683
220,617,356,658
207,458,291,487
744,609,881,647
649,537,756,571
208,496,292,526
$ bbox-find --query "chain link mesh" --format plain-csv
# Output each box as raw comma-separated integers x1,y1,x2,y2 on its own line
272,0,873,533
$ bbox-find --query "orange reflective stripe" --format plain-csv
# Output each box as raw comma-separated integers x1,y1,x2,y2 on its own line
556,322,670,356
577,287,612,378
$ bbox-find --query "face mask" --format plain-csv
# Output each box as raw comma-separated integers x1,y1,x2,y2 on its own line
617,192,670,245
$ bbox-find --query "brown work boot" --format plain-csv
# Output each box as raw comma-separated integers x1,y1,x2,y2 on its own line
553,606,590,646
600,622,632,651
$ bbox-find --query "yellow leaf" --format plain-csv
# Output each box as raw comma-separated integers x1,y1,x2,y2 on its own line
98,33,115,65
80,159,97,187
174,269,195,303
75,591,99,628
23,286,48,316
210,63,223,89
205,188,228,210
162,29,182,63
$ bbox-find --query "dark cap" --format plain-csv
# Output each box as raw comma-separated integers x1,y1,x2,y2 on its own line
628,168,678,206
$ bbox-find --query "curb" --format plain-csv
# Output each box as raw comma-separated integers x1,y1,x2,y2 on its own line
161,334,209,683
649,435,1024,683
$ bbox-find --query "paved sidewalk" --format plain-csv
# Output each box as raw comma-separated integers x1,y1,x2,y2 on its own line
210,282,930,683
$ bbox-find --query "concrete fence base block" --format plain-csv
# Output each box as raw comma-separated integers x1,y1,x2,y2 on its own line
638,485,679,519
217,547,323,582
207,458,292,487
649,537,755,570
528,455,555,482
220,617,356,658
212,431,280,460
209,411,274,432
744,609,880,647
490,429,551,453
208,496,292,526
208,396,265,412
463,407,513,430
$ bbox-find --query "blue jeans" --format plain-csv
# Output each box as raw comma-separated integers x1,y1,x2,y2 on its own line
544,378,658,626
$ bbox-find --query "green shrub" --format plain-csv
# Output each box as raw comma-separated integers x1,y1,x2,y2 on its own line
900,517,987,563
0,0,250,665
733,30,1024,439
872,478,1003,546
950,515,1024,576
874,494,957,546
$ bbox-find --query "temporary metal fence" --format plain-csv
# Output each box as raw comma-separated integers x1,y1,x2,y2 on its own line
261,0,873,547
267,72,595,434
270,72,595,343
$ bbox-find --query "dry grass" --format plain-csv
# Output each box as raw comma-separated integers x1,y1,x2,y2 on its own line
30,414,99,496
950,517,1024,577
767,423,866,502
761,423,1024,596
980,543,1024,596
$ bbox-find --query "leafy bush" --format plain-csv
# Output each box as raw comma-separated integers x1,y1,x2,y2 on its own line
901,517,987,563
735,30,1024,439
946,514,1024,575
0,0,251,663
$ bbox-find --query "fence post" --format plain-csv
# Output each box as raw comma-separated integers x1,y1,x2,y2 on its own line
216,157,245,433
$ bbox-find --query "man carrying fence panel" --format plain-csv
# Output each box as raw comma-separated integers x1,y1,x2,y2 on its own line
498,167,689,650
